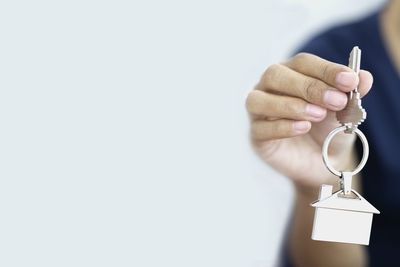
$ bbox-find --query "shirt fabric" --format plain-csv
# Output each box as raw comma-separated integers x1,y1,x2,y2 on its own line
280,9,400,267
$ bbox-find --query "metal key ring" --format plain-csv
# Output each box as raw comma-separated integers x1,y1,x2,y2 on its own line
322,126,369,177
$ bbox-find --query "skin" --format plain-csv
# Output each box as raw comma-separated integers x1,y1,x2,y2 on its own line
246,1,400,266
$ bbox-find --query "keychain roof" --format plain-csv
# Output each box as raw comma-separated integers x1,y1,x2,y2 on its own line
311,189,380,214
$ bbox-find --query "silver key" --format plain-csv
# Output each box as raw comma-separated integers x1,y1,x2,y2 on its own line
336,46,366,133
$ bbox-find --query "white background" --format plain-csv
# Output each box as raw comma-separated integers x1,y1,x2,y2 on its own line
0,0,384,266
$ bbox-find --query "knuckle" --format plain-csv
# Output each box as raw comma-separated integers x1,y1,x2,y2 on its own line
292,52,311,65
262,64,283,85
320,62,346,83
320,63,330,82
284,99,307,119
302,78,324,103
280,99,295,115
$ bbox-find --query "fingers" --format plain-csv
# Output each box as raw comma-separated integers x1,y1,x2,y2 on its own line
257,64,348,111
247,54,375,142
285,53,374,97
246,90,327,122
285,53,359,92
251,119,311,140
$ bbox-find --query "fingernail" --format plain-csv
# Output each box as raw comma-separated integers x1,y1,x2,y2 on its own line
323,90,347,108
305,104,326,118
336,72,357,87
293,121,311,133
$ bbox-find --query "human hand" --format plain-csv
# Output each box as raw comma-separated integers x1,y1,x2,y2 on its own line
246,53,373,188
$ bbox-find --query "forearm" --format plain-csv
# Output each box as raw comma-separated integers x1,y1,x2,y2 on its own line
288,153,367,267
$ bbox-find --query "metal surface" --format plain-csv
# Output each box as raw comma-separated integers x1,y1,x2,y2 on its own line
322,125,369,177
336,46,366,133
341,172,353,195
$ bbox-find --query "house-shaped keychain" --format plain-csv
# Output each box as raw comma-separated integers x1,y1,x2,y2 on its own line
311,184,380,245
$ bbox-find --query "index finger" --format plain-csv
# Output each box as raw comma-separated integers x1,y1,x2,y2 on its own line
285,53,359,92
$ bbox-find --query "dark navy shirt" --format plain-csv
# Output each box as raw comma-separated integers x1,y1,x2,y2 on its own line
281,9,400,267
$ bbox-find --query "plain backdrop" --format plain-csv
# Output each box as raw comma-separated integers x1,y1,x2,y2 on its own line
0,0,385,266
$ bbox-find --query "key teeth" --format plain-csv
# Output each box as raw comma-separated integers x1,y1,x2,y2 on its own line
336,91,367,129
336,107,366,125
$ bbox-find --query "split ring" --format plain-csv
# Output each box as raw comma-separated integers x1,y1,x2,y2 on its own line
322,126,369,177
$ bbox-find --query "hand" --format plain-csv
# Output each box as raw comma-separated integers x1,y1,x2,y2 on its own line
246,53,373,188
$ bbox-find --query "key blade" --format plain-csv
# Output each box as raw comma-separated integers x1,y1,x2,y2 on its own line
348,46,361,74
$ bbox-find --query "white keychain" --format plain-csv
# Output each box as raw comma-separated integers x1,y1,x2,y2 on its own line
310,47,380,245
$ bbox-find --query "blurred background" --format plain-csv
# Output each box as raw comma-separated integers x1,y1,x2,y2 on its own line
0,0,385,266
